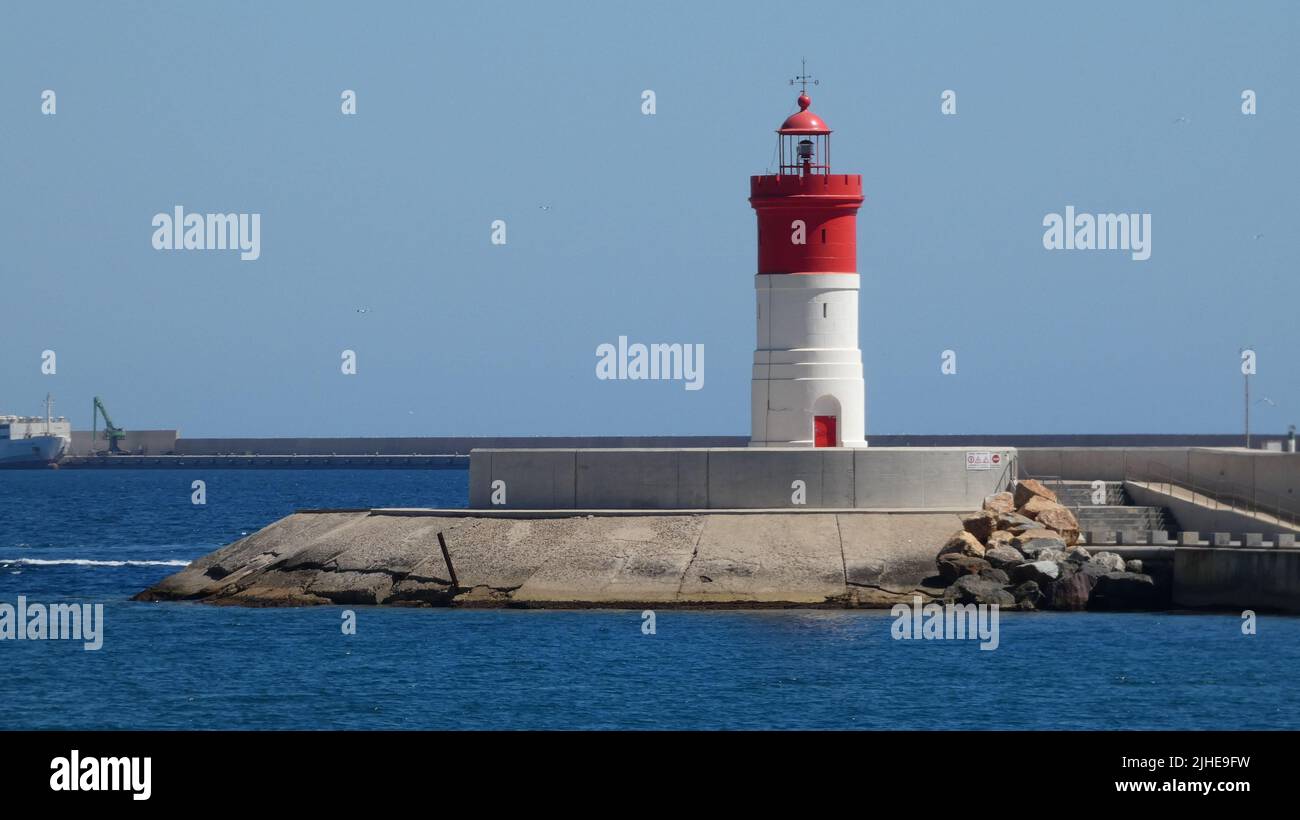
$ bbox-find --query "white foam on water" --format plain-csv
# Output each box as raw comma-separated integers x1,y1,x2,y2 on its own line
0,558,191,568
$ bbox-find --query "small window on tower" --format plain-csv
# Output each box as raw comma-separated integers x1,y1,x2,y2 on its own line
821,229,827,244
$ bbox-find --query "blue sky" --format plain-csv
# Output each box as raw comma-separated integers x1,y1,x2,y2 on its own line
2,1,1296,437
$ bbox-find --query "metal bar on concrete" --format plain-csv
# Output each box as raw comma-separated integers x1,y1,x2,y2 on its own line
437,531,460,590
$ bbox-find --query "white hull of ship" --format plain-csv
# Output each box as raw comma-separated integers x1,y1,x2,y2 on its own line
0,435,69,467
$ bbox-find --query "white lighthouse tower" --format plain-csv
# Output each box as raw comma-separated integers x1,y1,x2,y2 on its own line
749,74,867,448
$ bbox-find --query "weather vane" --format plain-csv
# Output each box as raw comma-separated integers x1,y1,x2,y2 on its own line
789,58,818,94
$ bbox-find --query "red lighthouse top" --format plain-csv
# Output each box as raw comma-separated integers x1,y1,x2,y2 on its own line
749,69,863,275
778,93,831,135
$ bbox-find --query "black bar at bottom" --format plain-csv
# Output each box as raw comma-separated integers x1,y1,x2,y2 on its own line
0,730,1285,807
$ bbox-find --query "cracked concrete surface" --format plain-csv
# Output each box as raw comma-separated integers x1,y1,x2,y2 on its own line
136,509,962,608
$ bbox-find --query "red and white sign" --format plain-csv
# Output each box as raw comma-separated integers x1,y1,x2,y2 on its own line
966,451,1002,471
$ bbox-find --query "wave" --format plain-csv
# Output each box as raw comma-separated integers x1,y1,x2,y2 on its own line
0,558,191,568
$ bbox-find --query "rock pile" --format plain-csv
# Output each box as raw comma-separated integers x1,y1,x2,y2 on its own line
933,479,1161,611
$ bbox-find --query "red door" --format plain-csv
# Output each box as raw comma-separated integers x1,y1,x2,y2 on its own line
814,415,837,447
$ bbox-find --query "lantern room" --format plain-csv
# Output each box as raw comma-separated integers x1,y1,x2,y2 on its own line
777,93,831,176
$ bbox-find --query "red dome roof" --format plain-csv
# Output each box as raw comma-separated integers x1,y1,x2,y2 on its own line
778,93,831,134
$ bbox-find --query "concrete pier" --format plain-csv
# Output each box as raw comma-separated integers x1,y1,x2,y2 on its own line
124,442,1300,612
136,508,964,608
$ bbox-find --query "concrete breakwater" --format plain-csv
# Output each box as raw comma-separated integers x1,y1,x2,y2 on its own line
135,509,966,608
61,454,466,469
133,467,1300,611
136,503,1300,611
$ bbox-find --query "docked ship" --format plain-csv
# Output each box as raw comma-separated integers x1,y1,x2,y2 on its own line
0,395,72,467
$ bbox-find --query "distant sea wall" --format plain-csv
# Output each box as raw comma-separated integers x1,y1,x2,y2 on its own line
69,429,179,456
172,436,748,455
154,433,1293,457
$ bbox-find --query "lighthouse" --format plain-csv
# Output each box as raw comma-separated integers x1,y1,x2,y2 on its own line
749,75,867,448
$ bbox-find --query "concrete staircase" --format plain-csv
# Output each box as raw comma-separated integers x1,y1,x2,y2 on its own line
1045,480,1179,543
1051,481,1126,506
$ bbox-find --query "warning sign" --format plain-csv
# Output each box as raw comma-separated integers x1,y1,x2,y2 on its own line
966,451,1002,471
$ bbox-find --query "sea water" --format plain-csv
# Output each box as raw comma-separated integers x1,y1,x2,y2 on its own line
2,469,1297,730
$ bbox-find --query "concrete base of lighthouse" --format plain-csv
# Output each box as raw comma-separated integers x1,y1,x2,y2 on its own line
750,273,867,448
468,447,1017,510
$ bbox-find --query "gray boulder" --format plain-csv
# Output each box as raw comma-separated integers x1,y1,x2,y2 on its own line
984,545,1025,571
997,512,1041,535
1078,561,1113,580
1011,560,1060,586
1015,530,1068,557
937,553,992,585
944,575,1015,607
1011,580,1044,610
1089,551,1126,573
987,530,1016,548
979,567,1010,584
1064,546,1092,563
1125,559,1144,574
1046,569,1096,611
